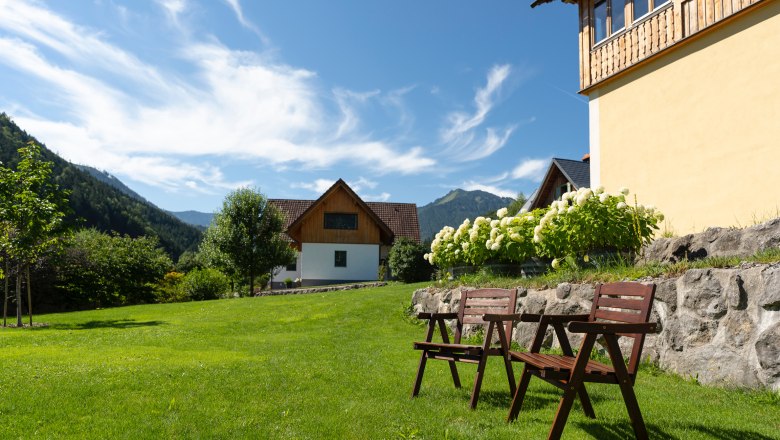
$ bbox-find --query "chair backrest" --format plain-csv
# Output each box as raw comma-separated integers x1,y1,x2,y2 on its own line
589,282,656,374
455,288,518,344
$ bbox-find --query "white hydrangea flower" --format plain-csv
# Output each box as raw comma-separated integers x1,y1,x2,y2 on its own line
599,193,609,203
490,242,500,251
620,187,630,195
519,208,528,214
510,233,522,242
551,258,560,269
470,231,479,242
533,234,542,243
567,206,576,214
485,239,492,249
497,207,508,219
474,216,487,226
462,242,470,251
617,202,627,209
447,243,453,249
576,195,587,206
496,234,505,244
500,216,510,227
490,219,499,228
655,212,665,221
595,185,605,194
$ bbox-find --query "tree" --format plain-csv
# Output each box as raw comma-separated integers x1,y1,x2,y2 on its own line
0,142,69,326
388,238,434,283
203,188,295,296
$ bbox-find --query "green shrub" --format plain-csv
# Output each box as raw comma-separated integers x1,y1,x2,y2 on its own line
155,271,187,303
180,268,230,301
388,238,434,283
424,187,663,270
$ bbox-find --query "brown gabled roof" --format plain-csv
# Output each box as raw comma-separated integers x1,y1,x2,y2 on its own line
366,202,420,243
268,180,420,245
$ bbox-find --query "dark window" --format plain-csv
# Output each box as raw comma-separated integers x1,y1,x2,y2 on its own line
594,0,608,42
612,0,626,33
286,261,296,271
653,0,670,10
324,213,358,230
335,251,347,267
633,0,649,20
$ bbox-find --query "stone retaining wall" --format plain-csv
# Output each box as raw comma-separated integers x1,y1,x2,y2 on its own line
411,262,780,390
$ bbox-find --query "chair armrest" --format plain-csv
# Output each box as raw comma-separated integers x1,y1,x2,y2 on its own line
416,312,458,320
539,314,591,324
568,321,658,334
482,313,522,322
518,313,543,322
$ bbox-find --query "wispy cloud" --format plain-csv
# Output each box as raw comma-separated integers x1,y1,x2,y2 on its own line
439,64,521,162
461,181,517,199
291,177,390,202
0,1,435,192
511,158,548,181
222,0,271,45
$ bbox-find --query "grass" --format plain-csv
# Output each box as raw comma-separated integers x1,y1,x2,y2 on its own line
1,283,778,439
447,247,780,290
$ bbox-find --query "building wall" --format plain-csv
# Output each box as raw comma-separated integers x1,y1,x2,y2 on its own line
589,1,780,233
272,253,301,287
300,243,379,284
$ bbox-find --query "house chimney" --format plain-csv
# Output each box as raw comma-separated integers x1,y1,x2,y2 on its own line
581,153,590,163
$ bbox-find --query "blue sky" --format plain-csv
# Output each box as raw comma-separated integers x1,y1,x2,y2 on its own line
0,0,587,212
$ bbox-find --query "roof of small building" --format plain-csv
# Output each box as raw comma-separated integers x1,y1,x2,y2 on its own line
553,158,590,190
268,180,420,244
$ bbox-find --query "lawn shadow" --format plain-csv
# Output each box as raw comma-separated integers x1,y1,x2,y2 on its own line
33,319,166,330
576,420,777,440
478,385,608,411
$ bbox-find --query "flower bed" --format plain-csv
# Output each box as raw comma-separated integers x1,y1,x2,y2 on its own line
424,187,663,270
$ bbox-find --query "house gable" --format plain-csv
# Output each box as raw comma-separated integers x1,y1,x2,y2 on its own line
529,158,591,209
286,179,394,246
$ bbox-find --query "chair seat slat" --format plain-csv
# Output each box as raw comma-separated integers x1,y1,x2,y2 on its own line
594,309,645,323
596,297,646,310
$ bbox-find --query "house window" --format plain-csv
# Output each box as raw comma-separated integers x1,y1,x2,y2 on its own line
633,0,669,21
555,183,572,200
334,250,347,267
286,261,296,271
594,0,626,43
324,213,358,230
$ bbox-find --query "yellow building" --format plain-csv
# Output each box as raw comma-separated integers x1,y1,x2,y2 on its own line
535,0,780,233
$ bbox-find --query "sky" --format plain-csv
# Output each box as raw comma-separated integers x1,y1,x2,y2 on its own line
0,0,588,213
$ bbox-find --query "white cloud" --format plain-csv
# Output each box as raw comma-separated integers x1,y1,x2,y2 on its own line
362,192,391,202
439,64,518,162
461,181,517,199
511,158,548,181
0,1,435,192
291,177,389,202
291,179,335,194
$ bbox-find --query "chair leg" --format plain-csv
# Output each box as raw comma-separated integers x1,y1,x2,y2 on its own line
502,353,517,396
411,351,428,398
507,365,532,422
548,385,580,440
448,359,462,389
617,378,649,440
576,384,596,419
469,353,489,409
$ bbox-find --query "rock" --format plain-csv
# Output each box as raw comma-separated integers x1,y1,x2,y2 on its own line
757,265,780,311
571,284,595,302
678,269,727,319
718,311,755,348
519,291,549,315
725,274,747,310
755,323,780,382
641,217,780,263
654,278,679,312
556,283,572,299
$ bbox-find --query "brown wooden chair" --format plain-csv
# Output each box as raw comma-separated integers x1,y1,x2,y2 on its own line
411,288,520,409
507,282,657,440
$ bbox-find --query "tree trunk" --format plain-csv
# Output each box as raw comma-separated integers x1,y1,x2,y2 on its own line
16,268,22,327
26,266,32,326
3,261,8,327
249,270,254,298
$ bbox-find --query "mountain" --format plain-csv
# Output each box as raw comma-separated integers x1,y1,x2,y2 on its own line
0,113,201,258
168,210,214,228
417,189,515,241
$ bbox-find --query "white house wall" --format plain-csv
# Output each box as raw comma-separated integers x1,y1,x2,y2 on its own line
272,252,301,287
301,243,379,285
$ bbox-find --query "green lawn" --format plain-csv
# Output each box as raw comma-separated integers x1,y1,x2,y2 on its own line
1,283,778,439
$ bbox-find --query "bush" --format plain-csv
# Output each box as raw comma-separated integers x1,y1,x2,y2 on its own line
180,268,230,301
155,271,187,303
424,187,663,270
388,238,434,283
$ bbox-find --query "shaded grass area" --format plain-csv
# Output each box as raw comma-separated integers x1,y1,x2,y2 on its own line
448,247,780,290
1,283,778,439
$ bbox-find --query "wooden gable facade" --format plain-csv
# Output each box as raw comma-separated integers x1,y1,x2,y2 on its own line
527,157,591,210
286,179,394,249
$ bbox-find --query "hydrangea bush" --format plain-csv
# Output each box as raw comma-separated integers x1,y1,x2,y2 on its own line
424,187,663,270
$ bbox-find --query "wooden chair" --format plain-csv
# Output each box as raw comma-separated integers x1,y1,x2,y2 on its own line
411,288,521,409
507,282,657,440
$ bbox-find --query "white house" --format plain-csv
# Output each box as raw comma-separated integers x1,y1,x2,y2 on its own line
269,179,420,288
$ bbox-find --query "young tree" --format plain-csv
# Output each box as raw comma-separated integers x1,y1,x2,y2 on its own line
0,142,69,326
204,188,294,296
